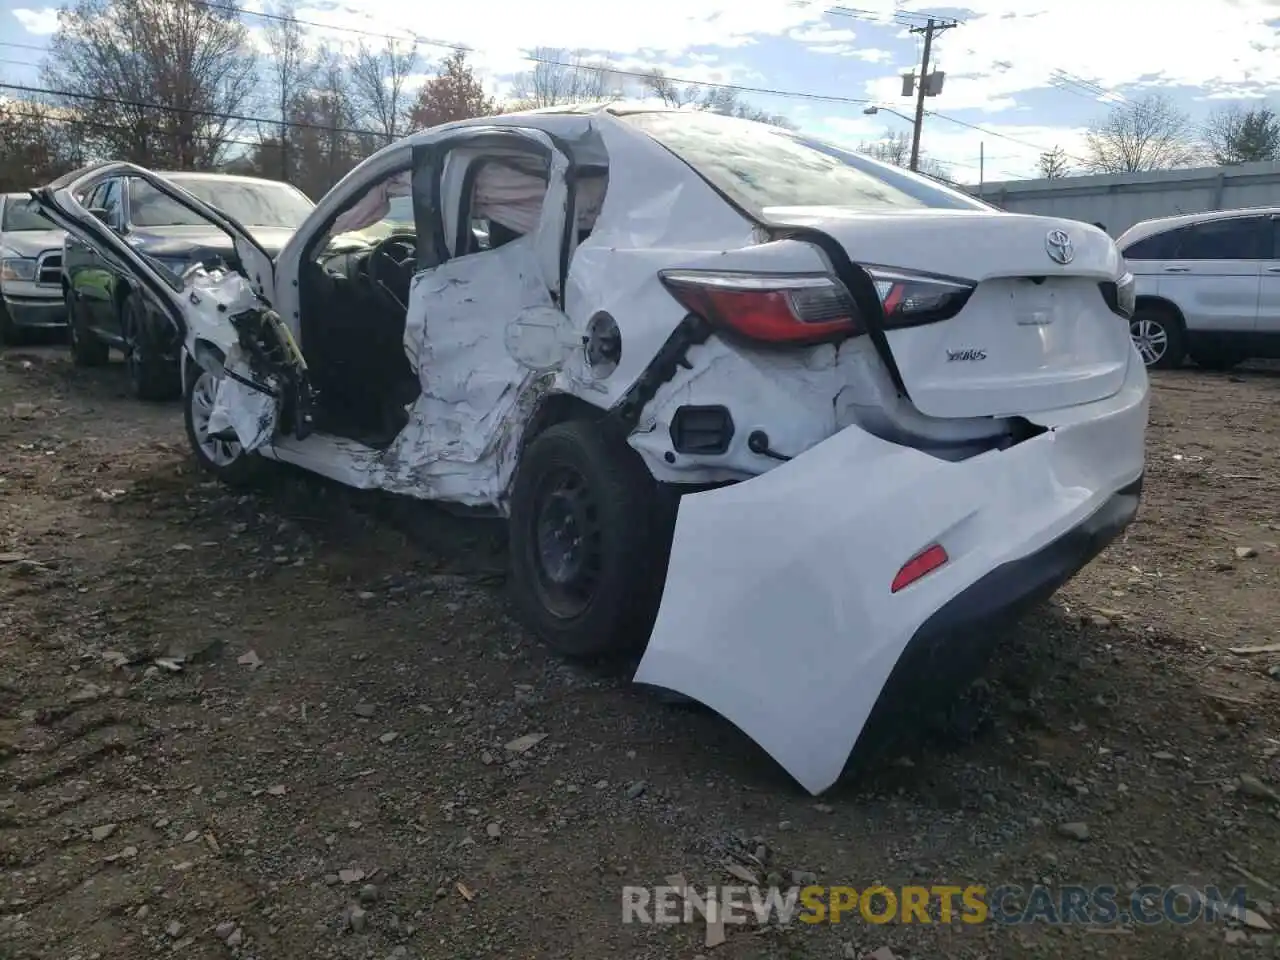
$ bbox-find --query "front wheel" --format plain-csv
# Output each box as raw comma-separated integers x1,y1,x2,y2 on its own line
0,302,23,346
507,419,677,660
66,287,109,366
1129,306,1185,369
183,365,260,485
122,291,180,401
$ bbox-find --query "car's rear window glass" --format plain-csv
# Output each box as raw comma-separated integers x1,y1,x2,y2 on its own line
619,110,990,217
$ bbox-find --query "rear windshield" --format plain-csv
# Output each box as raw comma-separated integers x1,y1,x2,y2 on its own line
2,196,51,231
130,177,315,228
620,110,989,217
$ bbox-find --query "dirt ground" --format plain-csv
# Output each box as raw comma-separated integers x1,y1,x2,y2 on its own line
1,343,1279,960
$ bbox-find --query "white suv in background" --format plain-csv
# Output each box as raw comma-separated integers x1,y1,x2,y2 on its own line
1117,208,1280,370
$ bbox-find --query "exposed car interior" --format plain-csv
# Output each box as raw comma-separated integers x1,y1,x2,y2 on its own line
296,153,607,450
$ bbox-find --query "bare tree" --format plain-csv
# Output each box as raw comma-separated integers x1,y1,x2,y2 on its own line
349,38,418,144
638,69,796,129
236,47,373,196
1202,103,1280,165
1037,146,1070,179
261,1,314,180
506,47,621,108
639,68,698,107
0,96,87,189
1084,93,1200,173
859,128,949,179
42,0,257,168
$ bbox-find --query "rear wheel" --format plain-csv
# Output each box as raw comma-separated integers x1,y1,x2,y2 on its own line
66,287,109,366
183,365,260,485
508,419,677,659
1130,305,1185,369
121,290,180,401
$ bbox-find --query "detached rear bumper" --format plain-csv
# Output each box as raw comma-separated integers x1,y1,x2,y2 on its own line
635,351,1150,795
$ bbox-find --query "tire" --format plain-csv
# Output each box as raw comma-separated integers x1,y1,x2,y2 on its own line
1129,305,1185,369
121,290,180,401
182,364,261,486
507,419,677,660
66,286,109,366
0,302,23,346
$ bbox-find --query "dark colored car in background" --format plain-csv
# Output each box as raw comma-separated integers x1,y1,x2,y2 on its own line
63,171,316,399
0,192,67,344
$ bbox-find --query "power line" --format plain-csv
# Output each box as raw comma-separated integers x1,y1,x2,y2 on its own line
191,0,466,53
4,2,1079,174
0,106,277,149
0,80,385,140
922,108,1091,166
524,55,875,107
207,0,878,108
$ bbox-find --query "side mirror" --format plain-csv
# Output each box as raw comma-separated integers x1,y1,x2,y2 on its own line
88,207,110,225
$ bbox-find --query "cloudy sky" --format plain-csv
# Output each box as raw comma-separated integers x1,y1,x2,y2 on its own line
1,0,1278,184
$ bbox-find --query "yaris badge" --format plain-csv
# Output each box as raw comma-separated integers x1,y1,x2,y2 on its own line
1045,229,1073,265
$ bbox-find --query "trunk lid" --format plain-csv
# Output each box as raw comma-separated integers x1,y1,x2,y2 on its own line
764,207,1132,418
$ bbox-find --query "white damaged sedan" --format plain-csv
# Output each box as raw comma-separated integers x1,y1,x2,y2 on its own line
32,105,1148,795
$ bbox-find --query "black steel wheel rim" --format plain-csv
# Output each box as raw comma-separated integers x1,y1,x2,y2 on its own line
527,465,603,619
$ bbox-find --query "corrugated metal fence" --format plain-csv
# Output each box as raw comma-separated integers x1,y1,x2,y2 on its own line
969,160,1280,235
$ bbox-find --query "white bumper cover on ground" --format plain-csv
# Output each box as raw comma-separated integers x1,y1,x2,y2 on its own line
634,351,1149,795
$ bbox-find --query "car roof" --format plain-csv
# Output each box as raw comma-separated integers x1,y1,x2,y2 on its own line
1119,206,1280,245
150,171,301,188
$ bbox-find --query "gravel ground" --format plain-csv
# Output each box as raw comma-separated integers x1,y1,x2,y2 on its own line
1,344,1279,960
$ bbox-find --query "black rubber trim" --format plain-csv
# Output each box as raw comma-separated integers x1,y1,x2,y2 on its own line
771,224,909,397
224,367,279,399
610,313,713,432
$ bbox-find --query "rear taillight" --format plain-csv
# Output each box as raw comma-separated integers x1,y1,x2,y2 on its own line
867,267,975,328
659,271,858,344
1099,272,1136,319
659,267,974,346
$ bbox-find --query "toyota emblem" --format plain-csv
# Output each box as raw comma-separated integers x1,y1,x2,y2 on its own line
1045,229,1074,265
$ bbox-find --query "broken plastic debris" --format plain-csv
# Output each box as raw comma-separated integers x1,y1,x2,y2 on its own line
237,650,263,670
1228,643,1280,656
504,732,547,753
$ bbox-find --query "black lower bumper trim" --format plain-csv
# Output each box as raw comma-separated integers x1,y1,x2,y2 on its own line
855,473,1144,755
914,472,1143,643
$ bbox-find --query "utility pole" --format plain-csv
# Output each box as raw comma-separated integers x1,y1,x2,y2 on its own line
905,17,957,172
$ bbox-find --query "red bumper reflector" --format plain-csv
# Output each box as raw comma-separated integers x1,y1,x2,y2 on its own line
891,544,949,593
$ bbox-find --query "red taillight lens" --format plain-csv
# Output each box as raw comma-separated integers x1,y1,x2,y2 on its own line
660,267,975,345
891,543,949,593
868,267,975,329
660,271,861,345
